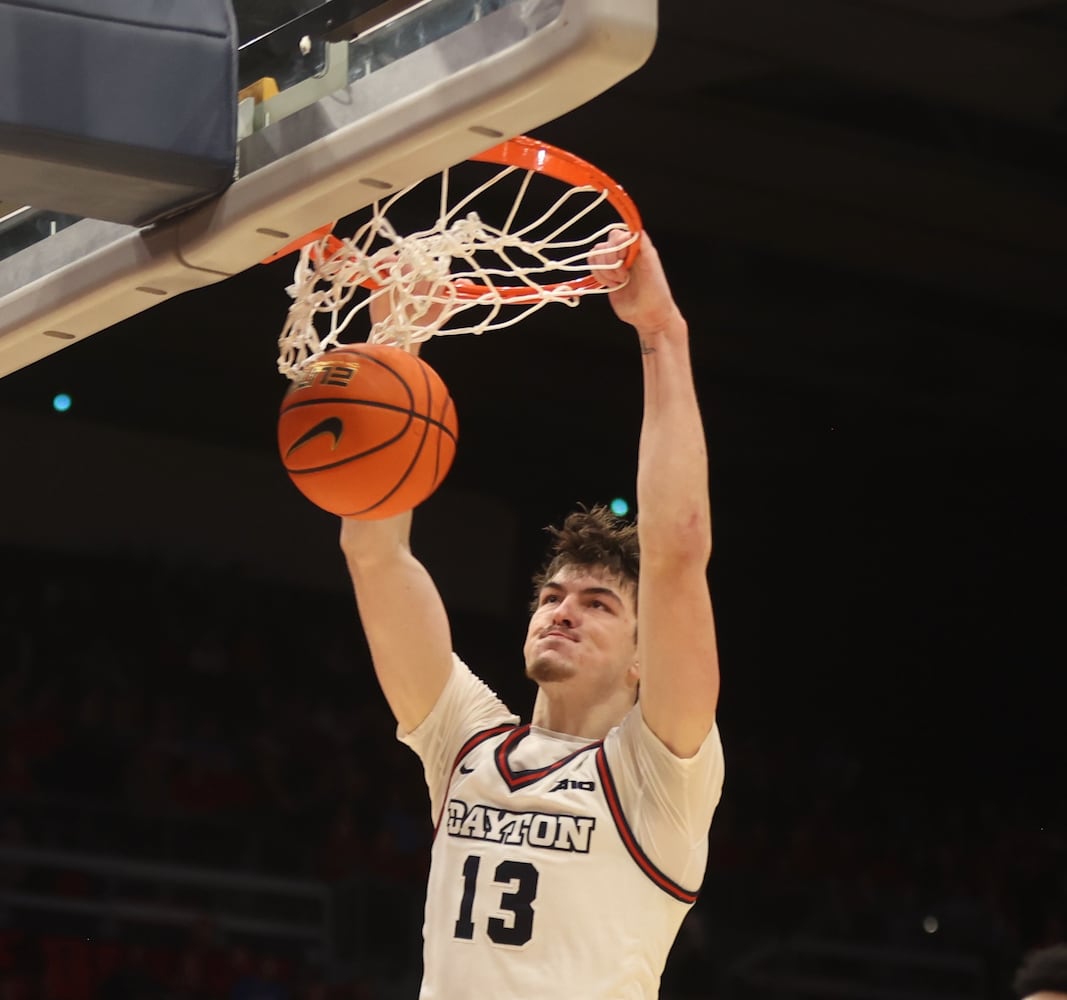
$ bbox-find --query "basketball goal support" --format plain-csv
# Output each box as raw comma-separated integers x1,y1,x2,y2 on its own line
0,0,657,379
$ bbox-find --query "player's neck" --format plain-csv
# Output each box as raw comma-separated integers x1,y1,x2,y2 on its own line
530,687,634,740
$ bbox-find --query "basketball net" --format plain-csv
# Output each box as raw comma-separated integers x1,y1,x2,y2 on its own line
271,136,642,380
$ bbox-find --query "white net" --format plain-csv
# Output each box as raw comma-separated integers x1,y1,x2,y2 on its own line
276,147,639,380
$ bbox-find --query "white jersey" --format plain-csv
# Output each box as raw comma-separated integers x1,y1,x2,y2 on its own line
401,656,725,1000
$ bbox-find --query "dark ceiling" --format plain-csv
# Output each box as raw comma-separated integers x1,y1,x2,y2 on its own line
2,1,1066,748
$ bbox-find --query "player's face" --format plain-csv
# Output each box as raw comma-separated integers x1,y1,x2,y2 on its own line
523,564,638,692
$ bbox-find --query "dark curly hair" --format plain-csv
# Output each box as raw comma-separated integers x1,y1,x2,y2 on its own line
529,504,639,611
1013,944,1067,998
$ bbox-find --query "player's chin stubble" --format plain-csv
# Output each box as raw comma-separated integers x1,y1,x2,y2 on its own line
525,656,573,684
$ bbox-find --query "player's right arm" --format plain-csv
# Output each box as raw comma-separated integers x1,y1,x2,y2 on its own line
340,510,454,733
339,273,456,733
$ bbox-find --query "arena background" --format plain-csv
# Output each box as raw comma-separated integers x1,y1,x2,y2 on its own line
1,1,1065,997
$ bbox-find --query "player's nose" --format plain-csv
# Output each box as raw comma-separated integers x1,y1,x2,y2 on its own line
551,595,580,626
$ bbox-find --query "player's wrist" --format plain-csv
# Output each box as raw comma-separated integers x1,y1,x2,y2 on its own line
632,306,687,345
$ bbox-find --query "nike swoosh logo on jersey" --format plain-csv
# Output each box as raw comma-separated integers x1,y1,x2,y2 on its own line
286,417,343,456
459,764,475,774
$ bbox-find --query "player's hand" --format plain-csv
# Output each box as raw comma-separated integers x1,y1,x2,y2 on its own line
368,255,474,352
590,230,682,335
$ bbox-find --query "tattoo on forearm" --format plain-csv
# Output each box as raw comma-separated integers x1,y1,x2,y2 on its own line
639,340,656,356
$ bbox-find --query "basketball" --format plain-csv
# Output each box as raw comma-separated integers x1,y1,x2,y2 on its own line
278,345,458,519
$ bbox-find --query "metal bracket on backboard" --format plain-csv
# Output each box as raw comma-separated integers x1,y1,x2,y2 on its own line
238,42,351,142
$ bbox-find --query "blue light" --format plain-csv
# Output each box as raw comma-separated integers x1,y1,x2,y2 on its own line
610,497,630,517
52,393,72,413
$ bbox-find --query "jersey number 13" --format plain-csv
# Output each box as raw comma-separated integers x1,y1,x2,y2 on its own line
453,854,539,946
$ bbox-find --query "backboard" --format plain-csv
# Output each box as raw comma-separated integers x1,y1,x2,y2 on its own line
0,0,656,379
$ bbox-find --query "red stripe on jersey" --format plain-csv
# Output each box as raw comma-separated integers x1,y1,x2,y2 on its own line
494,726,601,791
456,724,516,770
595,747,700,904
432,724,517,838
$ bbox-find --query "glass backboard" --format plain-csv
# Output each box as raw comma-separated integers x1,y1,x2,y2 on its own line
0,0,656,379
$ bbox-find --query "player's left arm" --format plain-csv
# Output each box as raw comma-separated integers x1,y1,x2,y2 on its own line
597,231,720,758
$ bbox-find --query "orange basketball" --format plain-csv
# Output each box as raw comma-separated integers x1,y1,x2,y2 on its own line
278,345,458,519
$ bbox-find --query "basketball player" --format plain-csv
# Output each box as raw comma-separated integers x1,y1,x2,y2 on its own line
1013,944,1067,999
338,230,724,998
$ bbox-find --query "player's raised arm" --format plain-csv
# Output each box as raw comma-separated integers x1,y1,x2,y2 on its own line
596,231,720,758
338,283,455,734
340,509,453,733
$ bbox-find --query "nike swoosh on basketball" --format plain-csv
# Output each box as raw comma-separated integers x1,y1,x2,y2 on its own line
286,416,343,456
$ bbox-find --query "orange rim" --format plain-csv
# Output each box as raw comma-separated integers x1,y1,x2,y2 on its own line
459,135,643,299
261,135,643,296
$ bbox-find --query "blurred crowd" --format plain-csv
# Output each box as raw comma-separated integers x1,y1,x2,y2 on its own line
1,544,1064,999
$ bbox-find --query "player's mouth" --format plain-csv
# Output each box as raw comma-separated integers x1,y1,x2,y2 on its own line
540,628,577,642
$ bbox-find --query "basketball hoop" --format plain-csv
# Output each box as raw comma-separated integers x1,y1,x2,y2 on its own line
270,135,642,380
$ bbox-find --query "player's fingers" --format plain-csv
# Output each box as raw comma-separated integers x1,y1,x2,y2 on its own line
592,227,632,258
589,234,632,289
